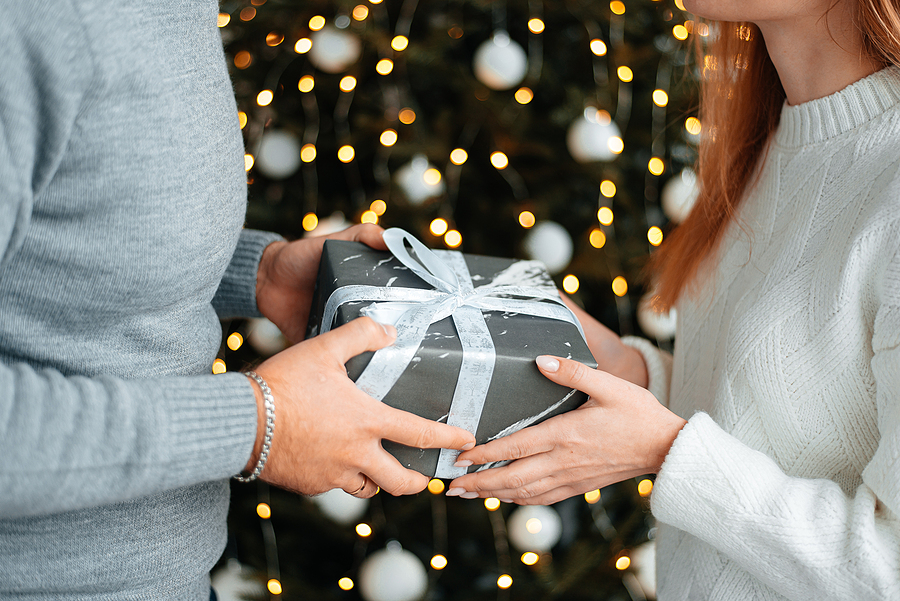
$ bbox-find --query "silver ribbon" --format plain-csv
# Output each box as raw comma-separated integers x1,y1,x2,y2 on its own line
320,228,585,478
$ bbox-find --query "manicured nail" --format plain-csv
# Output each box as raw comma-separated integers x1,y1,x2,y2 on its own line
461,442,475,451
454,459,473,468
500,498,514,503
536,355,560,372
460,491,479,499
446,487,465,497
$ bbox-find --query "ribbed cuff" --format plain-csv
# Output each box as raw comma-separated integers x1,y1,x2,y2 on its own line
621,335,672,407
212,229,285,319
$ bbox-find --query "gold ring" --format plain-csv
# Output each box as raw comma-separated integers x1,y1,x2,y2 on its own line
349,476,368,496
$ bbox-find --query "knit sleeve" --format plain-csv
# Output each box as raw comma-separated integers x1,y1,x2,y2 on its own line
620,336,673,407
650,244,900,599
212,228,284,319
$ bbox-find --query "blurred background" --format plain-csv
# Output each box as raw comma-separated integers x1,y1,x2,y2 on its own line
211,0,701,599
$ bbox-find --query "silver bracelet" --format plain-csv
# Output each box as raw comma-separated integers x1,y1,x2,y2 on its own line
234,370,275,483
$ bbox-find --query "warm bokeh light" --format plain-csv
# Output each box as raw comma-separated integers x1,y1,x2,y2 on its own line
360,210,378,224
610,1,626,15
589,229,606,249
616,555,631,570
380,129,398,146
525,518,543,534
239,7,256,21
562,274,580,294
450,148,468,165
653,89,669,106
528,18,545,33
612,276,628,297
298,75,314,92
423,168,442,185
427,479,445,494
337,145,355,163
266,32,284,46
244,154,254,171
309,15,326,30
444,230,462,248
370,199,387,215
608,136,624,154
234,51,252,69
431,554,448,570
600,180,617,198
352,5,369,20
399,108,416,124
685,116,702,135
391,35,409,51
675,0,686,9
648,157,666,176
302,213,318,231
212,359,226,374
497,574,513,589
257,89,274,106
339,76,357,92
300,144,317,162
518,210,536,228
226,332,243,351
430,218,449,236
673,24,689,40
638,479,654,496
597,207,614,226
490,151,509,169
584,489,601,504
238,111,248,129
267,579,282,595
484,497,501,511
217,13,231,27
294,38,312,54
697,22,710,36
338,577,354,591
521,552,540,566
648,226,664,246
617,66,634,82
515,87,534,104
590,39,608,56
376,58,394,75
355,523,372,537
256,502,271,519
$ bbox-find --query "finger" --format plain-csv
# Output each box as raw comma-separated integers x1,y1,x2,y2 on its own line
342,473,371,497
535,355,635,400
449,455,558,498
377,405,476,451
331,224,387,250
318,316,397,364
454,428,554,468
363,451,430,496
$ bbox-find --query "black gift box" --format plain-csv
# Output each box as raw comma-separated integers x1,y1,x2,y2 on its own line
306,239,597,478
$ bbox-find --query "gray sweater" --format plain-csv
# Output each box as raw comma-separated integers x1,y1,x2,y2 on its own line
0,1,281,598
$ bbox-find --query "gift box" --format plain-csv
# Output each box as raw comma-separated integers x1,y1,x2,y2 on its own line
306,229,597,479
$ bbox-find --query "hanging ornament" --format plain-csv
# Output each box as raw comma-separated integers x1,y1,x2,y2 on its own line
246,318,287,356
566,107,623,163
523,220,573,274
211,559,266,601
309,488,369,525
473,31,528,90
507,505,563,552
255,130,301,179
358,541,428,601
637,293,677,339
395,154,445,205
308,25,362,73
630,541,657,598
661,168,698,223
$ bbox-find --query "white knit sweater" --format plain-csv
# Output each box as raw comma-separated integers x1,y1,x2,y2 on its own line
636,66,900,600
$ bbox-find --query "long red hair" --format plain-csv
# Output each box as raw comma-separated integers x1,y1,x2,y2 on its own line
647,1,900,311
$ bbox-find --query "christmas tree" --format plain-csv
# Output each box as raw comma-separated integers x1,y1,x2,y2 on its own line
214,0,701,599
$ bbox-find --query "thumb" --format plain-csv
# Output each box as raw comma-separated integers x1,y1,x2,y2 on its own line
535,355,633,401
319,316,397,364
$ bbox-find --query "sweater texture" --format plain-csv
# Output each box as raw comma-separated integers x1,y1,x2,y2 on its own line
0,1,281,598
639,67,900,599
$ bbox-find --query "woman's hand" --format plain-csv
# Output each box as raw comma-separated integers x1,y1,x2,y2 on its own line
255,224,387,343
446,355,686,505
248,316,476,497
562,295,648,388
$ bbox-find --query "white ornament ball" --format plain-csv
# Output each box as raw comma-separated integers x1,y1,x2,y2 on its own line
473,31,528,90
566,107,622,163
308,25,362,73
358,543,428,601
255,130,301,179
211,559,266,601
305,211,352,238
310,488,369,525
661,168,699,223
507,505,563,552
637,294,677,340
395,154,445,205
246,318,287,356
523,221,573,274
630,541,657,598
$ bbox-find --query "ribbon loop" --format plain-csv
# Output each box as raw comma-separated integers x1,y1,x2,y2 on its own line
383,228,460,293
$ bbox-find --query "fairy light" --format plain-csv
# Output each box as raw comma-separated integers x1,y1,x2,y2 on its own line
612,276,628,297
226,332,243,351
427,479,445,494
355,523,372,537
638,479,654,496
234,51,252,69
399,108,416,124
430,218,449,236
391,35,409,51
648,226,664,246
240,7,256,21
600,180,617,197
674,0,686,9
212,359,226,374
294,38,312,54
597,207,614,226
484,498,501,511
610,1,626,15
448,25,463,38
370,199,387,215
300,144,316,162
256,502,271,519
615,555,631,570
376,58,394,75
244,154,254,171
360,210,378,224
298,75,314,92
338,577,354,591
337,145,355,163
267,579,282,595
266,32,284,46
673,24,689,40
450,148,468,165
590,39,608,56
617,66,634,82
685,116,702,135
608,136,624,154
217,13,230,27
648,157,665,176
257,89,274,106
562,275,580,294
352,5,369,20
431,555,448,570
521,552,540,566
490,151,509,169
423,168,442,185
589,229,606,248
380,129,398,146
684,20,695,33
309,15,325,31
339,76,357,92
584,489,601,504
653,89,669,106
525,518,543,534
238,111,248,129
518,210,536,228
302,213,318,231
370,0,383,4
528,18,545,34
444,230,462,248
515,87,534,104
497,574,513,589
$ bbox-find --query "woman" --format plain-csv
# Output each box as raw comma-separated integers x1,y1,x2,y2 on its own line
449,0,900,598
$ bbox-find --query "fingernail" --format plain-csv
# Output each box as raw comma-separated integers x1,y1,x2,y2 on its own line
536,355,560,372
379,323,397,339
500,498,514,503
446,487,465,497
460,491,479,499
461,442,475,451
454,459,473,468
